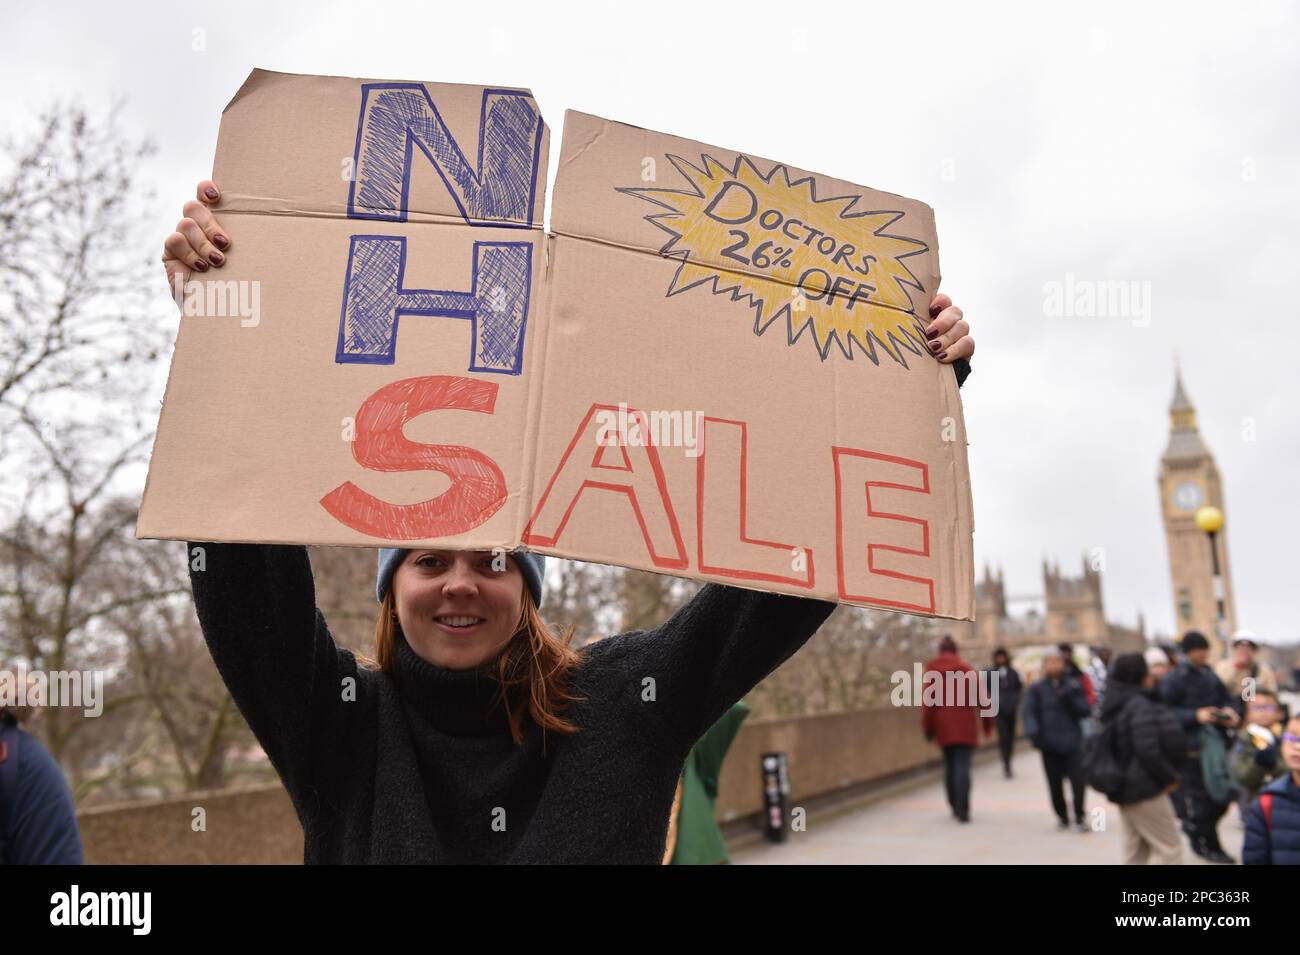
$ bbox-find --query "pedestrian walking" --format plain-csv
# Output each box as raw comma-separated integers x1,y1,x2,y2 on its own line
921,636,983,823
1024,647,1092,831
984,647,1022,779
1160,630,1239,864
1098,653,1186,864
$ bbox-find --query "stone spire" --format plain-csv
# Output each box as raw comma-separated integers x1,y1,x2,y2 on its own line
1164,365,1207,462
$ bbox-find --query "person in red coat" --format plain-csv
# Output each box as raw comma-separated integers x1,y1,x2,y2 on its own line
921,635,983,822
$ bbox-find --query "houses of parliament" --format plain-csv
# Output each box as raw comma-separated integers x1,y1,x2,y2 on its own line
957,368,1236,657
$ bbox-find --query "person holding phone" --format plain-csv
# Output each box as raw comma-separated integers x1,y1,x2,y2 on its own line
1160,631,1239,864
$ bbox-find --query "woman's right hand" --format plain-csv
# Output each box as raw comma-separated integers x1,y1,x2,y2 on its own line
162,180,231,302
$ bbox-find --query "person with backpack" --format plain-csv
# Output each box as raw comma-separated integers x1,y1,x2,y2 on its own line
1242,714,1300,865
1094,653,1186,864
0,702,85,865
1060,642,1099,740
1023,647,1093,831
1160,630,1239,863
164,180,979,863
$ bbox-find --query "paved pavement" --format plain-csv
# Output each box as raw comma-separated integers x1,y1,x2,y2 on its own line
733,745,1247,865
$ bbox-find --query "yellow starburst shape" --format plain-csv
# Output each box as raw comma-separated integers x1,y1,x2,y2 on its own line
619,154,931,366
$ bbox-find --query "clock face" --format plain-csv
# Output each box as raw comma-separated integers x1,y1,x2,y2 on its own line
1172,480,1203,512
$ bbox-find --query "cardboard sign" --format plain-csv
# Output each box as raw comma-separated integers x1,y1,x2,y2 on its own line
139,69,974,620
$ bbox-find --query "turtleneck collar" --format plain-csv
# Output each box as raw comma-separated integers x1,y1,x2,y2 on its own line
393,630,513,737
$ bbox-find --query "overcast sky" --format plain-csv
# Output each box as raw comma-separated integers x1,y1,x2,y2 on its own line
4,0,1296,644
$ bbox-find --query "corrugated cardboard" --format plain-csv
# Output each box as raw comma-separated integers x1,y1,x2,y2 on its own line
139,69,974,620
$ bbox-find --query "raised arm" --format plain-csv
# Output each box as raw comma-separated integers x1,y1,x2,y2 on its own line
617,582,836,750
187,542,357,809
163,185,359,808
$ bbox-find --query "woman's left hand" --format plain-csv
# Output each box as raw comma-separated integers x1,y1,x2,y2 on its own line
925,293,974,364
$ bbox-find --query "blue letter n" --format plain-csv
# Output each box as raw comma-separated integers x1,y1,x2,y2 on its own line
348,84,543,226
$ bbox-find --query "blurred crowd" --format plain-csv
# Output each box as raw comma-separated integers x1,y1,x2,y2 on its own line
921,629,1299,864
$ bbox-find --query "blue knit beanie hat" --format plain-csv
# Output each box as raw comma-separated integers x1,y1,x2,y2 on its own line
376,548,545,609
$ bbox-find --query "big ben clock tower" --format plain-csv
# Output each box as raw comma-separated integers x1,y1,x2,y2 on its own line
1158,368,1237,655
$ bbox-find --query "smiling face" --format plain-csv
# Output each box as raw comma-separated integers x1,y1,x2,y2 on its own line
392,550,526,671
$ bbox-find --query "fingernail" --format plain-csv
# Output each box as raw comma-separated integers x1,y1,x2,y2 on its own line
925,328,939,340
205,187,219,200
212,234,229,249
929,340,943,352
193,259,209,272
938,351,949,361
209,251,225,266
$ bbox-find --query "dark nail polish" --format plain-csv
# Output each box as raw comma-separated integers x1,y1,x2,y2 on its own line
212,234,229,249
205,187,219,200
929,340,943,352
925,329,938,340
209,251,224,266
193,259,209,272
938,351,948,361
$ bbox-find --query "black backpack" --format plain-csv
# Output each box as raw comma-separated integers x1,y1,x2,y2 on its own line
1083,701,1129,801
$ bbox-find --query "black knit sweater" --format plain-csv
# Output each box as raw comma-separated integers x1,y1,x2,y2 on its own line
188,543,836,864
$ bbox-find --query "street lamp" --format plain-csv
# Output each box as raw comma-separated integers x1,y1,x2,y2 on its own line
1195,505,1227,656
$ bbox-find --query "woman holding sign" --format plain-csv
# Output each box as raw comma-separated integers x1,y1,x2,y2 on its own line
162,181,975,864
